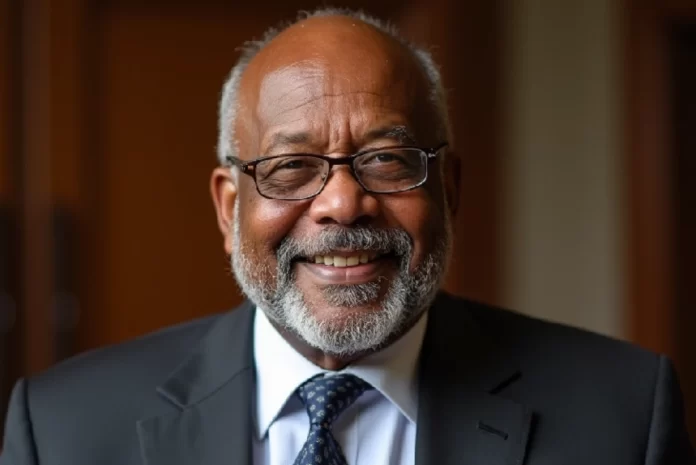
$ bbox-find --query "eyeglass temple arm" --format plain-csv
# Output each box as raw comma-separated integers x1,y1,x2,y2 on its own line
225,156,256,175
427,143,449,159
225,156,242,167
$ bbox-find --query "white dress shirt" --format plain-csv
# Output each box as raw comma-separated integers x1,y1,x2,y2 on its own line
252,309,428,465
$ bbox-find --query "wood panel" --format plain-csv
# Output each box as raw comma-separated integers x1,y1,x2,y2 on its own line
0,0,20,432
445,0,502,305
20,0,54,374
47,0,86,361
664,0,696,18
0,0,12,199
623,0,676,358
79,4,251,349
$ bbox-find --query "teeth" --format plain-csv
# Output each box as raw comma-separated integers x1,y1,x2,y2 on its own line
312,254,377,267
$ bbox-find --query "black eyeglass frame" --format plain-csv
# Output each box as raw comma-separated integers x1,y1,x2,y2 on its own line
224,142,449,201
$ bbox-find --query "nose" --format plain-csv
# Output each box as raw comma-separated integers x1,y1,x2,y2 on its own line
307,167,380,225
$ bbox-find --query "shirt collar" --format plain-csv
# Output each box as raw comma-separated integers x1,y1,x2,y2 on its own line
253,308,428,439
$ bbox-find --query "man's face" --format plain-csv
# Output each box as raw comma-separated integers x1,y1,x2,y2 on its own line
212,17,457,356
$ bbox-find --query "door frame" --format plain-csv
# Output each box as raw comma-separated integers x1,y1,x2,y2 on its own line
623,0,696,357
623,0,696,436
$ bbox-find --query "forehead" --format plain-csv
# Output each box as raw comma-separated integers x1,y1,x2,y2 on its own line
257,62,417,135
235,17,436,154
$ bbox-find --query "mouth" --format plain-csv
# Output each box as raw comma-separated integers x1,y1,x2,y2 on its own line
294,251,396,284
304,252,383,267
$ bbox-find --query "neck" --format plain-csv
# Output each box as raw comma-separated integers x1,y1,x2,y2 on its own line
269,312,424,371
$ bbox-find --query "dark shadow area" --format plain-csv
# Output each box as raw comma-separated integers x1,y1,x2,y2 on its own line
671,21,696,438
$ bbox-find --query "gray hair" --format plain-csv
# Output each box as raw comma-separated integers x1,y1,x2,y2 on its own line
216,7,451,165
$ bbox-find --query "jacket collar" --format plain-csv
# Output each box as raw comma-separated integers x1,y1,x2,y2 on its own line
137,293,534,465
415,292,534,465
137,301,255,465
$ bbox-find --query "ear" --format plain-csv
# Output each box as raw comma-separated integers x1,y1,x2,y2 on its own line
443,152,461,218
210,166,238,255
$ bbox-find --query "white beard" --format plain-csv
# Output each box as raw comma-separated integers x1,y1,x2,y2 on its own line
230,198,452,356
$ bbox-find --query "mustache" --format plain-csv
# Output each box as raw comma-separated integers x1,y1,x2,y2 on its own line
276,226,412,265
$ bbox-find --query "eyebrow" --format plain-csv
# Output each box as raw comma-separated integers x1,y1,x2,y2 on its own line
262,125,418,156
364,125,418,146
263,132,312,155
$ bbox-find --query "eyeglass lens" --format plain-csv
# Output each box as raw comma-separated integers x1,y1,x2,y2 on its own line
254,148,428,200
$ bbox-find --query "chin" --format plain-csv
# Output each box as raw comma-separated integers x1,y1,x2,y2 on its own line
294,314,398,357
292,293,407,355
309,302,382,326
274,269,426,355
306,279,390,307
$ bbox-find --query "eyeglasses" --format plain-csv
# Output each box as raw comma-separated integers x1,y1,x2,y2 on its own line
224,143,448,201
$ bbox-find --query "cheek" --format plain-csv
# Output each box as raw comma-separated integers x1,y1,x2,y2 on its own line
381,187,447,268
237,189,307,258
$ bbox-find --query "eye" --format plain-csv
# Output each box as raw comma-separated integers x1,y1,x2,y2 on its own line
276,159,308,170
374,153,401,163
355,149,424,180
362,151,408,165
256,155,326,182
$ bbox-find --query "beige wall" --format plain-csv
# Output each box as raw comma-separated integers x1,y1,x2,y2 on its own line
502,0,624,338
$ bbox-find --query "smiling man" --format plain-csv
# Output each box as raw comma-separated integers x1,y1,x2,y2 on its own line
1,7,694,465
213,11,453,373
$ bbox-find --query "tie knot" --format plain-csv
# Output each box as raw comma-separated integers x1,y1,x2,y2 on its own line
296,374,371,427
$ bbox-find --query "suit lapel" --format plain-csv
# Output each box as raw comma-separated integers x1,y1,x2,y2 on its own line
137,302,256,465
416,293,535,465
135,293,534,465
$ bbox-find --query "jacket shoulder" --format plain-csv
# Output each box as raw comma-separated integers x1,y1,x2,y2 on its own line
32,313,219,390
445,293,658,363
25,305,252,429
435,292,662,395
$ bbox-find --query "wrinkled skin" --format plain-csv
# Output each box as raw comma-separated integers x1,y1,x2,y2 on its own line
211,16,460,370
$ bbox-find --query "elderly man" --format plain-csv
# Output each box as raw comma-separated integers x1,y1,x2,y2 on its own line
1,8,694,465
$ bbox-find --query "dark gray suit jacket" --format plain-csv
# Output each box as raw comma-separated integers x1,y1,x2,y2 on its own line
1,292,694,464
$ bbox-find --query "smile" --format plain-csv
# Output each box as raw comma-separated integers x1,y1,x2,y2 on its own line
295,251,396,285
311,253,380,267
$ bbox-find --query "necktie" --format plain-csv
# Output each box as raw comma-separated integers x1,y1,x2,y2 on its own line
293,373,372,465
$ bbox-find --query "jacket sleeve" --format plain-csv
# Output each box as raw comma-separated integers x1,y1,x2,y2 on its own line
0,379,39,465
644,355,696,465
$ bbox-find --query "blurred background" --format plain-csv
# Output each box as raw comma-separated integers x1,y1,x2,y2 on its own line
0,0,694,442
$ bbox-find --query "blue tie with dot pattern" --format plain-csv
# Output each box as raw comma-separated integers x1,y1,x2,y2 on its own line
293,373,372,465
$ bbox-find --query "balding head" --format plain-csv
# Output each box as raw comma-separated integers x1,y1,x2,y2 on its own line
233,14,442,163
217,8,450,164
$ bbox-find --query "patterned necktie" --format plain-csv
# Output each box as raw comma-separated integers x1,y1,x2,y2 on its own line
293,373,372,465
